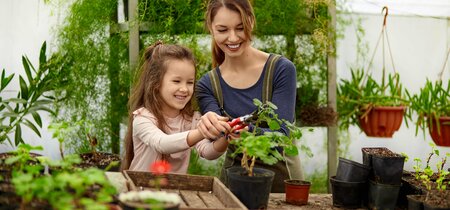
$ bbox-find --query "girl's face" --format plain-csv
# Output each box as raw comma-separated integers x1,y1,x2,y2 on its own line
211,7,250,59
159,59,195,117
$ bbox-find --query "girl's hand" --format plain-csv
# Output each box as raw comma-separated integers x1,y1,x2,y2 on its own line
197,112,231,140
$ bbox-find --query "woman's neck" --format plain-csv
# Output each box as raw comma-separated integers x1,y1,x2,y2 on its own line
221,47,266,73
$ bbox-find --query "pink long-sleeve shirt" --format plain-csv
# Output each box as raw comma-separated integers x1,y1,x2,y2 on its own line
129,107,224,173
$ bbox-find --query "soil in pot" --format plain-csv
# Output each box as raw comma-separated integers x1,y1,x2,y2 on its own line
423,190,450,210
77,152,121,171
284,179,311,206
330,176,367,209
227,166,275,209
361,147,391,167
336,157,370,182
407,194,425,210
398,171,424,208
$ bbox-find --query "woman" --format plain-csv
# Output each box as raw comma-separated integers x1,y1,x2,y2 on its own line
196,0,303,193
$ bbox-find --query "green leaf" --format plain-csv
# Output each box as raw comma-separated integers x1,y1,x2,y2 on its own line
31,111,43,127
39,42,47,68
19,76,29,100
14,124,22,146
28,105,55,115
3,98,28,104
268,119,280,130
23,119,42,137
1,69,14,91
1,111,20,118
22,56,33,84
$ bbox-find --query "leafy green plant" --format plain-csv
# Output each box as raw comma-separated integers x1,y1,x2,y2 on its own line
410,143,450,205
337,68,409,130
0,42,55,146
8,144,117,210
229,99,312,176
407,79,450,137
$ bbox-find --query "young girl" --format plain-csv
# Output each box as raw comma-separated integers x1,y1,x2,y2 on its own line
121,41,231,173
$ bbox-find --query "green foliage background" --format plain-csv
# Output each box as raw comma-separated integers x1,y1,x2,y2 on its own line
49,0,333,156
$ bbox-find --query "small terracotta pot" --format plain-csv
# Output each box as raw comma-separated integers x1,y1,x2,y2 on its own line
428,116,450,147
358,106,405,138
284,179,311,206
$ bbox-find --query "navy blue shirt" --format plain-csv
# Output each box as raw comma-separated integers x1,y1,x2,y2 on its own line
196,54,297,136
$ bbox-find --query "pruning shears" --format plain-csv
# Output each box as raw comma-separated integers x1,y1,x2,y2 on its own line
227,112,258,131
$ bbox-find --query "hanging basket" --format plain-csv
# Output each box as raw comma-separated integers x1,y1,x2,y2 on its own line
358,106,405,138
428,116,450,147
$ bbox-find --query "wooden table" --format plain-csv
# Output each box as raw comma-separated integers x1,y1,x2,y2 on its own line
105,172,364,210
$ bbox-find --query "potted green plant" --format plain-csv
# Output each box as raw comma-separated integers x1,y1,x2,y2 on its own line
226,99,312,209
407,79,450,147
338,68,409,137
7,145,118,210
48,120,121,171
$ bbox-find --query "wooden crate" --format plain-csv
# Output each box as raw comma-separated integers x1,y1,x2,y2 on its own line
123,170,247,210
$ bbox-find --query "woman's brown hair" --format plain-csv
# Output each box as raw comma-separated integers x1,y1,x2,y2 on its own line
205,0,255,67
121,41,196,171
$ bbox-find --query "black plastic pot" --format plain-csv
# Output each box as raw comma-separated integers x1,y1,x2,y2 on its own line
371,153,405,185
407,195,425,210
226,166,275,209
397,172,423,208
424,203,450,210
368,180,401,210
361,147,391,167
330,176,367,209
336,157,370,182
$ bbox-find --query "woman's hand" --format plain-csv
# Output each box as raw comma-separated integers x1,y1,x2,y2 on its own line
197,112,231,140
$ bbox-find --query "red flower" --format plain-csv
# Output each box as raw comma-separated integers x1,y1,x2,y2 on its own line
150,160,171,175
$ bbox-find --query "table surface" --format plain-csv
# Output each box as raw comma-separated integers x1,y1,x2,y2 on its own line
105,172,366,210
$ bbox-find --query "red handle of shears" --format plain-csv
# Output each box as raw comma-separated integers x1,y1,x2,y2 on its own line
227,115,252,130
228,117,245,127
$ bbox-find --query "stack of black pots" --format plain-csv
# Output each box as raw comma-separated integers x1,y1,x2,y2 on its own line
330,157,370,208
362,147,405,210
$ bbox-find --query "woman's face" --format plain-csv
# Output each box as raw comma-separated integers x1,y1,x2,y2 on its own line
211,7,250,59
159,59,195,117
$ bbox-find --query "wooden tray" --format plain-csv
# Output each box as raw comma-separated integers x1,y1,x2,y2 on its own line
123,170,247,210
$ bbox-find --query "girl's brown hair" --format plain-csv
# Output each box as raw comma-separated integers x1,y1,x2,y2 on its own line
121,41,196,171
205,0,255,67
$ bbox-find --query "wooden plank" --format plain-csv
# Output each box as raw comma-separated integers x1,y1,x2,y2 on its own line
327,2,338,193
179,190,207,208
164,189,188,208
124,170,214,191
212,177,247,209
198,191,225,209
128,0,139,75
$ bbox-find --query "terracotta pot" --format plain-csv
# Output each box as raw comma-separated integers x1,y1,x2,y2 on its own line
284,179,311,206
358,106,405,138
428,116,450,147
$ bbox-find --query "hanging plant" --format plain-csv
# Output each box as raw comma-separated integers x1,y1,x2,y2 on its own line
337,7,410,138
407,48,450,146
